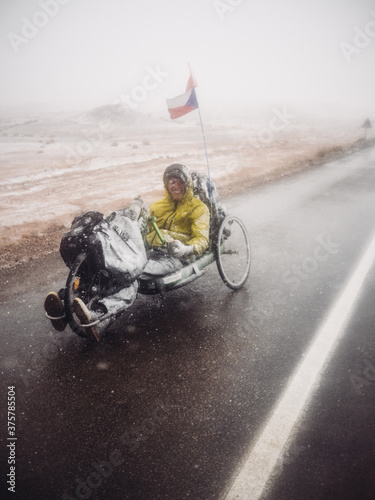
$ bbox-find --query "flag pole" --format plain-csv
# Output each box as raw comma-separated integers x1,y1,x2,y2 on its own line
196,100,213,201
188,64,214,204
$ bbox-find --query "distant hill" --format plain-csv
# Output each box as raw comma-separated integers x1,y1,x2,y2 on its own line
78,103,147,125
0,103,164,138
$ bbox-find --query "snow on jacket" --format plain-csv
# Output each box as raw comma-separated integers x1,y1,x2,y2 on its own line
147,181,210,255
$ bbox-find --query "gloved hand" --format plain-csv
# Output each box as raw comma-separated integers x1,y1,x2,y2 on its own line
124,196,144,221
168,240,194,259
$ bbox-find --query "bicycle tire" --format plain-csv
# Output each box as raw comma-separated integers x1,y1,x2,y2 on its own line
215,215,251,290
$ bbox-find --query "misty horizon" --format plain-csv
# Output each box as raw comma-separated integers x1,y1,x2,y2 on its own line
1,0,374,121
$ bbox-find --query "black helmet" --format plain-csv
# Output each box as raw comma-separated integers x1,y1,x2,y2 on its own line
163,164,191,190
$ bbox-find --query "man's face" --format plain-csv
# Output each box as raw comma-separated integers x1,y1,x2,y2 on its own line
167,177,185,202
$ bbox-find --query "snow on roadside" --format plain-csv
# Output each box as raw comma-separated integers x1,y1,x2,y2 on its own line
0,110,369,268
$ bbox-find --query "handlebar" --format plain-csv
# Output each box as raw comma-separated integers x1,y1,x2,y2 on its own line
149,216,166,246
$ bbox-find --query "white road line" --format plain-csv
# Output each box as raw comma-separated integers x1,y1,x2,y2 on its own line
224,231,375,500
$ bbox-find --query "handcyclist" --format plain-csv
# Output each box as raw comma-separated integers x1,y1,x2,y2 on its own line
44,164,210,341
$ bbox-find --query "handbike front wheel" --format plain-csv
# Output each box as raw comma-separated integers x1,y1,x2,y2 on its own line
215,215,251,290
64,252,108,338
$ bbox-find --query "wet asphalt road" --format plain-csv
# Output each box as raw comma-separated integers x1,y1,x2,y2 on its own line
1,145,375,500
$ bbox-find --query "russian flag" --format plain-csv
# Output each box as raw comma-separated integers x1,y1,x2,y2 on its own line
166,69,198,120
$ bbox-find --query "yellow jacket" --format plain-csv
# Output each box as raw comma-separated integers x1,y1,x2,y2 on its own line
147,184,210,255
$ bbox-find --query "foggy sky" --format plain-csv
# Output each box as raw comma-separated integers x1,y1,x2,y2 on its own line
0,0,374,118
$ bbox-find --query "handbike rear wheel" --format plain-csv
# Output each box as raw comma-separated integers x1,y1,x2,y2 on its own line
215,215,251,290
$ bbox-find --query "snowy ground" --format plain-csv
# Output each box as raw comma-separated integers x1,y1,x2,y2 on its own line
0,104,370,268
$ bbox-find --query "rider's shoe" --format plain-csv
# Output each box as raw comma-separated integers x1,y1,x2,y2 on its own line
44,292,67,331
73,298,104,342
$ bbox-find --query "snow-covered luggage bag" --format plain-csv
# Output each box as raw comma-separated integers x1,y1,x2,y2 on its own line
89,211,147,286
60,211,104,268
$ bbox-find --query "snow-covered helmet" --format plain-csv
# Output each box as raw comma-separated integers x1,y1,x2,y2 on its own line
163,164,191,190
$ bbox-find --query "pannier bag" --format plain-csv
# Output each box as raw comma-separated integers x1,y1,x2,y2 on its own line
191,172,227,232
89,210,148,285
60,211,104,268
